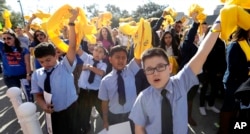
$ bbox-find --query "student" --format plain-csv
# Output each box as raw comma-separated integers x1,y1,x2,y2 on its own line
77,44,107,133
129,17,221,134
98,45,141,132
30,9,80,134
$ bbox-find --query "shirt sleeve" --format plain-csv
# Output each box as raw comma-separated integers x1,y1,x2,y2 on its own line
79,52,92,62
127,58,140,75
129,93,147,126
30,72,43,94
98,78,109,101
100,62,107,72
62,56,77,73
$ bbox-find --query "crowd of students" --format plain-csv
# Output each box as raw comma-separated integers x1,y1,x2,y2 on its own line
0,5,249,134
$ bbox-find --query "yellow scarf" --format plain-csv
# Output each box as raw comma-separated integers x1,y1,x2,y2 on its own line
238,40,250,75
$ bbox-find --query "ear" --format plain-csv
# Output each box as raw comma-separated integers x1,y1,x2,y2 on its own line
109,56,112,64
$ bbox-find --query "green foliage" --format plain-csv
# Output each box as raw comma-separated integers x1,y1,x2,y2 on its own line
132,2,167,21
0,0,24,30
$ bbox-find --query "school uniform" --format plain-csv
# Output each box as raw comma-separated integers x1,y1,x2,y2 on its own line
129,66,199,134
31,57,80,134
77,52,107,133
98,59,140,125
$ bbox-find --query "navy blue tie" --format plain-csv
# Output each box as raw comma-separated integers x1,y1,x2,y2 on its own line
161,89,173,134
117,70,126,105
88,59,99,84
44,68,54,93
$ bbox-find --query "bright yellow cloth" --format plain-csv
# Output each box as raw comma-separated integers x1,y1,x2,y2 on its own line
133,18,152,59
2,10,12,29
188,4,207,36
221,0,250,9
46,4,97,53
96,12,112,29
119,22,137,35
220,5,250,41
119,18,152,59
164,7,177,18
168,56,179,75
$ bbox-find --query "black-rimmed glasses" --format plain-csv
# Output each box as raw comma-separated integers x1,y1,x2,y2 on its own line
144,63,169,75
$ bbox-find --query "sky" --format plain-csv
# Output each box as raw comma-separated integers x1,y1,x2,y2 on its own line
6,0,223,16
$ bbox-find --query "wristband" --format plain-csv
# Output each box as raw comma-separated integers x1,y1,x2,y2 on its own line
68,22,75,26
210,29,221,33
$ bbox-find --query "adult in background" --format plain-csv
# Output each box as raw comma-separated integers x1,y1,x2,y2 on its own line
0,30,31,88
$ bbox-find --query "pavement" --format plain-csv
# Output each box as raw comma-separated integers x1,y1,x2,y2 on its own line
0,73,222,134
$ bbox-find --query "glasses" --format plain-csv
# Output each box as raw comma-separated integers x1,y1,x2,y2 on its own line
3,37,13,41
144,63,169,75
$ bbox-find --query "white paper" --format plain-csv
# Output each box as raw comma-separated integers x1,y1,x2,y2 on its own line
20,79,30,101
44,91,53,134
98,121,131,134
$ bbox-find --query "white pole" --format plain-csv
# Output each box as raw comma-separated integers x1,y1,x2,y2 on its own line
18,102,43,134
6,87,28,134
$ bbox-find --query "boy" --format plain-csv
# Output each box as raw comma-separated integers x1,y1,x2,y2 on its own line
30,9,80,134
129,18,221,133
77,44,107,133
98,45,141,132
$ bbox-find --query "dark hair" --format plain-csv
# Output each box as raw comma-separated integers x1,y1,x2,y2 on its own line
3,30,23,53
175,20,182,24
109,45,127,57
231,27,249,42
202,22,207,25
95,44,109,56
33,30,46,45
98,27,114,46
160,31,180,57
141,48,169,67
34,42,56,58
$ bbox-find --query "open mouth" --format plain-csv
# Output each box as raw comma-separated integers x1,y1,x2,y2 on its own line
154,78,160,82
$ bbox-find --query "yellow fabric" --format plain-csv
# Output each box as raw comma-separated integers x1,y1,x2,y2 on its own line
188,4,207,36
119,18,152,59
30,23,42,30
162,15,174,29
96,12,112,29
221,0,250,9
2,10,12,29
164,7,177,18
119,22,137,35
220,4,250,41
168,56,179,75
46,4,97,53
133,18,152,59
238,40,250,61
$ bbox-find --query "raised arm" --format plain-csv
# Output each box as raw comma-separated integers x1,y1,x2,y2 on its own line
187,17,221,75
25,14,36,42
66,8,79,65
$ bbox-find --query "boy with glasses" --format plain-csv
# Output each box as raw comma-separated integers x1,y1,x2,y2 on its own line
129,18,221,133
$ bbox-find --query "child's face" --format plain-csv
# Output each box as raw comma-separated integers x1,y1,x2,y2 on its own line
143,56,171,89
37,55,58,70
93,47,105,61
164,33,172,45
109,51,127,71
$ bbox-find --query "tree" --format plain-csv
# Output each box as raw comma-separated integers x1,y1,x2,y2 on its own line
0,0,23,30
132,2,167,21
105,4,130,28
86,4,100,18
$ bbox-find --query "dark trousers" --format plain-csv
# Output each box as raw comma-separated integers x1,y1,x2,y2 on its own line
78,88,102,133
108,111,135,134
51,101,80,134
3,74,26,88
